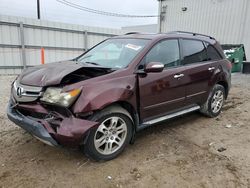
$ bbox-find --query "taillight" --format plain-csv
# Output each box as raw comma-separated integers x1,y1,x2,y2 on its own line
227,60,232,70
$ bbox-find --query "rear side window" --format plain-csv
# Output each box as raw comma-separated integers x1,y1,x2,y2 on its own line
144,39,180,68
182,39,207,64
205,42,222,61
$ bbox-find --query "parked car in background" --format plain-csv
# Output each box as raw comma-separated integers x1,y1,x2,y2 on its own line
7,31,231,161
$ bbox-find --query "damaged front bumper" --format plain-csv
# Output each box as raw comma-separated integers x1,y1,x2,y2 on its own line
7,100,99,147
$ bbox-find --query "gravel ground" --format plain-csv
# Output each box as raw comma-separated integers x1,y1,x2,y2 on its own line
0,73,250,188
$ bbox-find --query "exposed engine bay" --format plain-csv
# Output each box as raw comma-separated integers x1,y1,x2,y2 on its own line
61,67,115,85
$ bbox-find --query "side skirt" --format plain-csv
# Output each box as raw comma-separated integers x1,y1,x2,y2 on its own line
137,105,200,131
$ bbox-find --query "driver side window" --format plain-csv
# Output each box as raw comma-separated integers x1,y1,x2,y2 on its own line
144,39,181,69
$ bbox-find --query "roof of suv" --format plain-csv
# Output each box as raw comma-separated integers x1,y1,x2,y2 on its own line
115,31,216,44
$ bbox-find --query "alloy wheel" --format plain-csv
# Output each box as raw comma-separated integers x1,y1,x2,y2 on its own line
94,116,127,155
211,90,224,113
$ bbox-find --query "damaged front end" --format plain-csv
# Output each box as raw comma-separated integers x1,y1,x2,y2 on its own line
7,98,98,147
7,60,130,148
7,77,100,147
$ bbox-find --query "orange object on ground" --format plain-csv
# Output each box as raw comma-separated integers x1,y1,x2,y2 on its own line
41,48,45,64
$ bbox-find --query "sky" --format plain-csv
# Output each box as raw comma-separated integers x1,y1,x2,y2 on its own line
0,0,159,28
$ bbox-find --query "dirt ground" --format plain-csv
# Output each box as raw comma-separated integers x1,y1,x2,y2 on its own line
0,74,250,188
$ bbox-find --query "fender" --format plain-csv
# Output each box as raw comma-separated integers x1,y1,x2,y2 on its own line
209,61,231,97
71,75,138,114
209,65,224,87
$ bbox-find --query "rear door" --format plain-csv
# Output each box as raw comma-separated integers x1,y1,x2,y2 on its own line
138,39,186,122
180,39,220,106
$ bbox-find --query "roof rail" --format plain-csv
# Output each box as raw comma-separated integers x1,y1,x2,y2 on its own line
125,32,141,35
169,31,215,40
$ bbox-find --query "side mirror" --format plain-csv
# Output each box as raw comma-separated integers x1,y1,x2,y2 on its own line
144,62,164,73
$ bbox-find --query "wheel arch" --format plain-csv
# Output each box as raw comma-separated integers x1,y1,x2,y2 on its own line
216,80,229,99
98,101,139,144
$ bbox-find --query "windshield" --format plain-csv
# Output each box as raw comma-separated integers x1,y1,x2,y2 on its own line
77,38,149,69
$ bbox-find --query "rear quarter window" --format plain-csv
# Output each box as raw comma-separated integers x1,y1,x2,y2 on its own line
205,42,223,61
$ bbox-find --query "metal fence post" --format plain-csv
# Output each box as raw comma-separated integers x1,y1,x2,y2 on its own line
84,30,88,51
19,22,27,69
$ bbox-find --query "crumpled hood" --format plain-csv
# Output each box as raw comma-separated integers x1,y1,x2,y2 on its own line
19,61,103,87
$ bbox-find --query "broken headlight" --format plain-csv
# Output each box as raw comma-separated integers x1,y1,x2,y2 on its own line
40,87,81,107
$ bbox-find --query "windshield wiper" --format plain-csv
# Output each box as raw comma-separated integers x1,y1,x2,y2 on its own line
76,61,116,70
85,61,101,66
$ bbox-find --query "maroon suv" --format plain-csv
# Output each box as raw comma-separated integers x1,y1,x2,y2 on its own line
7,31,231,161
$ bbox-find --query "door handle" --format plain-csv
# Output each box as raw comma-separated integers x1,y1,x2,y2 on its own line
174,74,184,79
208,67,215,71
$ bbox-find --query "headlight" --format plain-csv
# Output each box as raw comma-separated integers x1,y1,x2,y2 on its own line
40,87,81,107
13,80,17,90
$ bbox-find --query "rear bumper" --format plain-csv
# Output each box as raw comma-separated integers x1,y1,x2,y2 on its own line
7,100,99,147
7,102,58,146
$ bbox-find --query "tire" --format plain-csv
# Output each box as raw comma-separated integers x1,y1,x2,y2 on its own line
84,105,133,161
200,84,225,118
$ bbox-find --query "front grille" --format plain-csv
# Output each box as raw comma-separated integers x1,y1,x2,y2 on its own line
12,80,43,102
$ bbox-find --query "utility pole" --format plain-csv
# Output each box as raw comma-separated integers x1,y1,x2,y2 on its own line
157,0,162,33
37,0,41,19
157,0,167,33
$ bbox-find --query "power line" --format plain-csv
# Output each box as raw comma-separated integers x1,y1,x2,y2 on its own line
56,0,159,18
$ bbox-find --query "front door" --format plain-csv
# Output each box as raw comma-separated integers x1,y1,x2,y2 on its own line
138,39,186,122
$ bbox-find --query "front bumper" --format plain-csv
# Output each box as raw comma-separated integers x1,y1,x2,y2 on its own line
7,100,98,147
7,102,58,146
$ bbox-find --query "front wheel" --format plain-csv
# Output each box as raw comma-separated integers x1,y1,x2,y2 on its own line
200,84,225,117
84,106,133,161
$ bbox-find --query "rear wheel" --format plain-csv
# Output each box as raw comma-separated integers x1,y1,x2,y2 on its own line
200,84,225,117
84,106,133,161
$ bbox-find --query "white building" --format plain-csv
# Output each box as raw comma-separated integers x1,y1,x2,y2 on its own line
158,0,250,60
122,24,158,33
